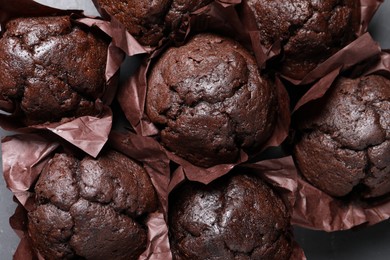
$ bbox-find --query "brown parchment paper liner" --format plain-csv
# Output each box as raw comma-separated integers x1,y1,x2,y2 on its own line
291,51,390,231
3,133,171,260
0,0,127,157
240,0,383,84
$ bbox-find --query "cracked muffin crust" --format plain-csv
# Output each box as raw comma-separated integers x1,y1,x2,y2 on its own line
96,0,213,46
146,33,277,168
28,150,158,259
246,0,359,79
169,173,293,259
293,75,390,198
0,16,108,125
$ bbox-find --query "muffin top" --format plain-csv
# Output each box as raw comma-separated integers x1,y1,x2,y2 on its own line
169,173,292,259
146,33,277,167
246,0,359,79
0,16,108,125
28,150,158,259
294,75,390,197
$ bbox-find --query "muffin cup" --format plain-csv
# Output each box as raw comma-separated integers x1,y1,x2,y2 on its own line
3,133,170,259
167,156,306,260
116,0,250,135
291,51,390,231
117,1,291,183
0,0,127,157
240,0,383,83
118,59,290,182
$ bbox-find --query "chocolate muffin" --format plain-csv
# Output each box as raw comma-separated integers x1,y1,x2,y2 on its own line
28,150,158,259
246,0,359,79
146,33,277,168
0,16,108,125
293,75,390,198
95,0,212,46
169,173,293,259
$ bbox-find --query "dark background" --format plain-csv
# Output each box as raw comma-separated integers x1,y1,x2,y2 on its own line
1,0,389,258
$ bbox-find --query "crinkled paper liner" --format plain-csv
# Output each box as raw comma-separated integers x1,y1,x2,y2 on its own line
0,0,129,157
0,106,113,158
291,51,390,231
2,133,172,260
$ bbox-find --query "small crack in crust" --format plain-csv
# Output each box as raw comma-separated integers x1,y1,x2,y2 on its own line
146,34,277,168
